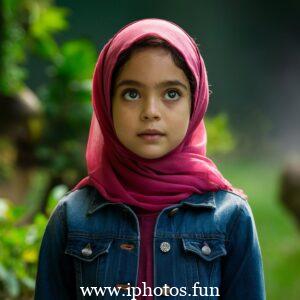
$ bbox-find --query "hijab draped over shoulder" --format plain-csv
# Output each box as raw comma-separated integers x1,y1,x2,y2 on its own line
72,18,247,212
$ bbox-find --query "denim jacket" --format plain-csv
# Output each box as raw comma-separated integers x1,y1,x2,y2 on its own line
34,186,266,300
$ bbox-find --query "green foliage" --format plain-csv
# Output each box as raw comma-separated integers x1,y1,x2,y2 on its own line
35,38,96,179
55,40,96,80
206,113,236,155
0,0,27,94
30,6,69,37
0,185,67,299
0,138,17,181
1,0,96,183
0,0,69,94
29,4,69,60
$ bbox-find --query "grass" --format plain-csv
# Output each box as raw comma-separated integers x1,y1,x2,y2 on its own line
217,156,300,300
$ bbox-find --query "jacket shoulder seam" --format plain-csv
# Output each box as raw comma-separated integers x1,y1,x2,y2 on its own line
226,197,244,243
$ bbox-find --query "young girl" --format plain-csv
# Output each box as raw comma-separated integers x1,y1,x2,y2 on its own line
34,18,266,300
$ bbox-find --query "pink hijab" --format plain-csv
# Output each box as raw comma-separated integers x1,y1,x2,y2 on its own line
72,18,247,212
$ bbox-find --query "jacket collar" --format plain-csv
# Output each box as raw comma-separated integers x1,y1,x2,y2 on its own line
87,188,216,216
179,192,216,209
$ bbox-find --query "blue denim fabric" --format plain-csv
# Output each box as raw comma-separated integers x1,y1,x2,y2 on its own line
34,186,266,299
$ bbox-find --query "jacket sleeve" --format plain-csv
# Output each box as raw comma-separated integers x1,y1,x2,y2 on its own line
34,200,76,300
220,200,266,300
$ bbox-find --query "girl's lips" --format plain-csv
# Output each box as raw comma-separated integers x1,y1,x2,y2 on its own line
138,134,165,142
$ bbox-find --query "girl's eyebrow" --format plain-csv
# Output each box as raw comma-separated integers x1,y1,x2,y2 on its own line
115,79,188,91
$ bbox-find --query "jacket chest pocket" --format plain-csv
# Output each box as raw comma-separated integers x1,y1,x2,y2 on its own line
64,234,113,297
181,237,227,293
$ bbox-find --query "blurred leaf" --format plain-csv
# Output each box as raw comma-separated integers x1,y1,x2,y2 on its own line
0,264,20,297
27,116,44,141
20,275,35,290
25,226,38,245
55,40,97,80
206,113,236,155
22,249,38,264
33,213,47,229
30,6,69,37
46,184,68,215
0,199,10,221
32,34,60,59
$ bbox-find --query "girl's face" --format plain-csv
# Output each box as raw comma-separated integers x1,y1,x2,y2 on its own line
112,47,192,159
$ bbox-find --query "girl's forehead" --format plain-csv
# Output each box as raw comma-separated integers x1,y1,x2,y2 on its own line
115,48,187,79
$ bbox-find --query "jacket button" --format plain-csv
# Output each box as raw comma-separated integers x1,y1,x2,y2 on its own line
168,207,179,217
162,284,171,296
120,243,135,251
201,243,211,256
81,243,93,257
160,242,171,253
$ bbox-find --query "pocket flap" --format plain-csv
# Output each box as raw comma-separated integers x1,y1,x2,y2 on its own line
182,238,227,261
65,235,113,262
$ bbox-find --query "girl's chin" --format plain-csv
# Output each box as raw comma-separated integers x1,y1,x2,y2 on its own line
135,149,171,160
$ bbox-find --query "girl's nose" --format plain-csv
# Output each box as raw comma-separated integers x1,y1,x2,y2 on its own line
140,96,161,121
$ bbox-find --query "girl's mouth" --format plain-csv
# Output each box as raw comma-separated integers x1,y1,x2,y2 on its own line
138,134,165,142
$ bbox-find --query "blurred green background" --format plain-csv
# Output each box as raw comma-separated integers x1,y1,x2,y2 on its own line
0,0,299,299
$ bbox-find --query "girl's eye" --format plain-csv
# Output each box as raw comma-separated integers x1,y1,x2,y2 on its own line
165,89,181,101
122,89,140,101
121,89,181,101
